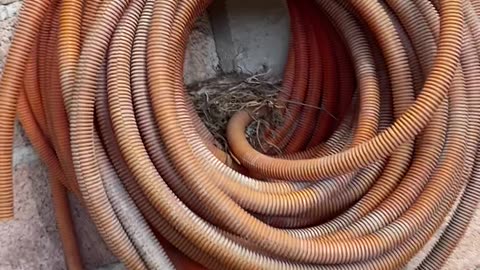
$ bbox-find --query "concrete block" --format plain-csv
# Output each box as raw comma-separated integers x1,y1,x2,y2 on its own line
96,263,126,270
0,2,19,20
209,0,290,77
0,3,17,71
183,14,220,85
0,0,19,5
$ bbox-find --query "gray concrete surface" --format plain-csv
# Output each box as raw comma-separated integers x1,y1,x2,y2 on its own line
209,0,290,76
1,0,480,269
96,264,126,270
0,1,19,69
183,14,220,85
0,0,17,5
4,123,118,270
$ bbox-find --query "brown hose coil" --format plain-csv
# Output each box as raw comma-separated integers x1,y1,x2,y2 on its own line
1,0,480,269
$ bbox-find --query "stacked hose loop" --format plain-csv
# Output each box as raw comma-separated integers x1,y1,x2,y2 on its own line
1,0,480,268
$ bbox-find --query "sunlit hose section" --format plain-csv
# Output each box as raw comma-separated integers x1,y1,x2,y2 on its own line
0,0,53,220
0,0,479,269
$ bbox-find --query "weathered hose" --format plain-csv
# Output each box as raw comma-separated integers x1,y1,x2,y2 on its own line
1,0,480,269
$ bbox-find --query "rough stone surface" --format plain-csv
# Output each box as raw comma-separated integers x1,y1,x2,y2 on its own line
0,1,20,20
1,125,118,270
184,14,220,84
0,1,20,70
96,263,126,270
406,209,480,270
0,0,19,5
0,150,64,270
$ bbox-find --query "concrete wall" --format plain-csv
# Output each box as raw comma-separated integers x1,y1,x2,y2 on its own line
209,0,290,77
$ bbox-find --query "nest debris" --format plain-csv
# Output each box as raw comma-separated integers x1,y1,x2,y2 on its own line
187,72,285,152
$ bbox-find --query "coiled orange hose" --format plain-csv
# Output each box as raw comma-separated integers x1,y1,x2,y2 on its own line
1,0,480,269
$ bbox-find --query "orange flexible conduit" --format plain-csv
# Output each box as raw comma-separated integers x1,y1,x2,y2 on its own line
1,0,480,269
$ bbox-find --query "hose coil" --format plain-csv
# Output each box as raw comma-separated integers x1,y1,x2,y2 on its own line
1,0,480,269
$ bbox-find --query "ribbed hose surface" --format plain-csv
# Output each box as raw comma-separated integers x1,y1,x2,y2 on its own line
1,0,480,269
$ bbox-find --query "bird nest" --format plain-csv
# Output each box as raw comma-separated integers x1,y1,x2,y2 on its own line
187,72,285,152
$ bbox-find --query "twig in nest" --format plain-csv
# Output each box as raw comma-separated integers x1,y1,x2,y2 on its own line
187,72,283,152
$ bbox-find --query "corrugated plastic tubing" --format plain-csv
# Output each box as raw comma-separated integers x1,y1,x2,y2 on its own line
1,0,480,268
